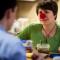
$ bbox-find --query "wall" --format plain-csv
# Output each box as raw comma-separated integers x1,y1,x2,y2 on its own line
17,1,39,24
56,1,60,25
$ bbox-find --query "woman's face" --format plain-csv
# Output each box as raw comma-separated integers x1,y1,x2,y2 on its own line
38,9,56,25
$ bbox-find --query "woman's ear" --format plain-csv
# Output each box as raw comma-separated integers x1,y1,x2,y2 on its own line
54,15,57,20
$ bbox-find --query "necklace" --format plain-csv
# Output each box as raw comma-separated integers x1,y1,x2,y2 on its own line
42,24,56,38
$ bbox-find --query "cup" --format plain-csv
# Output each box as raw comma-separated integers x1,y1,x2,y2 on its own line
36,44,50,54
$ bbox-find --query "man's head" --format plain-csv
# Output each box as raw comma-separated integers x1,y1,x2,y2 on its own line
0,0,17,30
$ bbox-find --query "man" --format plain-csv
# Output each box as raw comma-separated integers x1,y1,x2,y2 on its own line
0,0,26,60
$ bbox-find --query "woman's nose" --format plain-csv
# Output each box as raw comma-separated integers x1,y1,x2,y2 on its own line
40,11,46,20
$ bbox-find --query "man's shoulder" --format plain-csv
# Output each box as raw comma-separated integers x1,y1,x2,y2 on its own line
6,32,22,44
0,30,22,45
0,31,26,59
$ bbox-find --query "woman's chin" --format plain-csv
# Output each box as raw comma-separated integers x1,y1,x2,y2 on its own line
40,21,49,25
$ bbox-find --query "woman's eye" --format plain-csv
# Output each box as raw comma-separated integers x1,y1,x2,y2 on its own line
45,11,49,13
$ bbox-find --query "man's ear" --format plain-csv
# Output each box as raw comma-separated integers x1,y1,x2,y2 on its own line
5,9,11,19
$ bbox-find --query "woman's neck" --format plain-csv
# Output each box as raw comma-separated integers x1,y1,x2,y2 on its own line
42,23,56,37
43,23,56,32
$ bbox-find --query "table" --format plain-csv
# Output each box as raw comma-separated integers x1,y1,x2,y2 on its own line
26,53,52,60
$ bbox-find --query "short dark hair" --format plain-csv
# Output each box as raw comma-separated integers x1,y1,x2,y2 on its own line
36,1,58,19
0,0,17,20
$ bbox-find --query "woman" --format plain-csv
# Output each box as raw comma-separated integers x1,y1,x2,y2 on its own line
17,1,60,53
